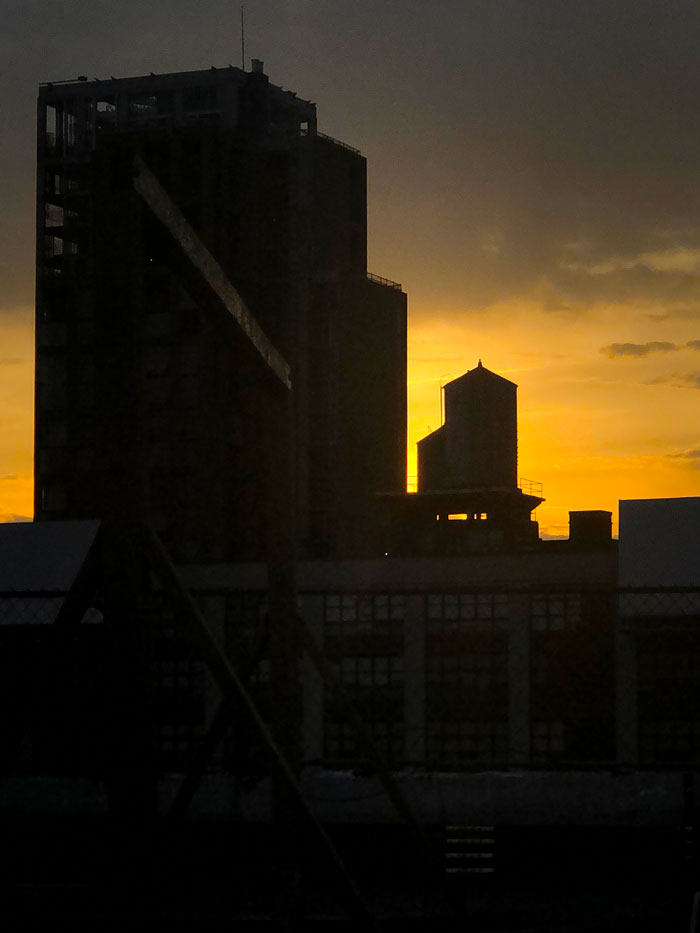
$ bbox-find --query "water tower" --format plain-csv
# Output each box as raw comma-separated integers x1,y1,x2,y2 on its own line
382,362,542,555
418,361,517,492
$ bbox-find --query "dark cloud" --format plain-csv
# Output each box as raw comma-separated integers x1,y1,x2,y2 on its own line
550,264,700,315
668,446,700,469
602,340,700,357
602,341,678,358
648,308,700,321
651,371,700,388
5,2,700,321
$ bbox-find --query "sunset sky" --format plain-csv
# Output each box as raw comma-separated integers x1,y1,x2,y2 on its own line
3,1,700,534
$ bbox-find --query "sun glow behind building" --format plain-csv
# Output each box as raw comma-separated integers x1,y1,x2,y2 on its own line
5,7,700,534
5,295,700,536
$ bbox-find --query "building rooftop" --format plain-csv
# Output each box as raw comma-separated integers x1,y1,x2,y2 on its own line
444,360,517,390
0,521,99,592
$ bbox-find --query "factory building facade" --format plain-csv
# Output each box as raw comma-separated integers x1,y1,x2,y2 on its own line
10,503,700,776
171,540,618,773
35,65,406,561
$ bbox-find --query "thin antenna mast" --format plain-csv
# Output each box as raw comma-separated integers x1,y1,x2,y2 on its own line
241,5,245,71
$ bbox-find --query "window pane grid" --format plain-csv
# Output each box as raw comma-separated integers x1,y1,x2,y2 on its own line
427,593,508,631
426,721,508,765
531,594,581,631
324,593,405,633
324,721,405,764
531,720,565,763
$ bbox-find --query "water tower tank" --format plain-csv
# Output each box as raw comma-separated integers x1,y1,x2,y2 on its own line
441,362,517,489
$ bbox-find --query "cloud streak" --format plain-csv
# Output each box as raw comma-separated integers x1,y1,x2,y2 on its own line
649,371,700,389
601,341,677,358
602,340,700,358
648,309,700,322
668,446,700,469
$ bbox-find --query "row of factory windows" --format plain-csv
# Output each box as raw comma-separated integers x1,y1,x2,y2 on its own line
151,590,593,769
217,591,587,637
151,592,700,768
155,718,568,770
146,648,700,767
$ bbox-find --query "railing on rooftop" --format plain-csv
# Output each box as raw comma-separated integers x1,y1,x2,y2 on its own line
519,478,543,499
313,130,361,154
406,477,542,496
367,271,403,291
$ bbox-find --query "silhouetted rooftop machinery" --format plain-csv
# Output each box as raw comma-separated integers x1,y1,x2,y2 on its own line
418,361,517,492
382,362,541,556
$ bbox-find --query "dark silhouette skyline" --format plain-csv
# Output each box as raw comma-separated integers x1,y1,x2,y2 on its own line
4,3,700,530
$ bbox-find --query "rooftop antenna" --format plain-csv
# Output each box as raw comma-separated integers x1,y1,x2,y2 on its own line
241,4,245,70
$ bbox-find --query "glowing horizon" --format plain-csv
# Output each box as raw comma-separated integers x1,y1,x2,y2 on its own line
408,293,700,538
4,293,700,536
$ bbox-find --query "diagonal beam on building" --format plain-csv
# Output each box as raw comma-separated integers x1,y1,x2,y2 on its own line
164,613,270,823
129,150,451,926
130,156,383,926
132,153,291,391
132,149,301,779
145,522,379,933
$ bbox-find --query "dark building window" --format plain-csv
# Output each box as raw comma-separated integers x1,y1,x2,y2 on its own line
427,721,508,766
531,720,565,763
426,652,507,690
325,721,404,764
531,594,581,631
325,593,404,634
639,721,700,765
427,592,508,632
182,85,218,113
323,592,405,766
426,591,508,767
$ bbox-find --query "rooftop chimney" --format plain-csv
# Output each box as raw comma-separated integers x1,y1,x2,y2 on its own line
569,510,613,548
251,59,264,74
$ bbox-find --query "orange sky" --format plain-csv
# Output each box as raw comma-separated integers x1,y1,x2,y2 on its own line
408,284,700,537
5,283,700,535
0,311,34,523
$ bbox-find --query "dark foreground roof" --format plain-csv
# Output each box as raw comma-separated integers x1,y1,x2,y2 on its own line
0,521,99,592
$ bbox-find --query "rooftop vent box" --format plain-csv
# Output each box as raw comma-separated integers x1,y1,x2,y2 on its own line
569,510,612,548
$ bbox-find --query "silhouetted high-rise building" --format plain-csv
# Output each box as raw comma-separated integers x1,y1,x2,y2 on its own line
35,64,407,560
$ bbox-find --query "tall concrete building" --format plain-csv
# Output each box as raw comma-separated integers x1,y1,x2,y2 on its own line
35,64,407,560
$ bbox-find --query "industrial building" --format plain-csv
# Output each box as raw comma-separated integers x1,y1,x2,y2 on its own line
23,63,700,928
6,497,700,775
34,64,407,561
